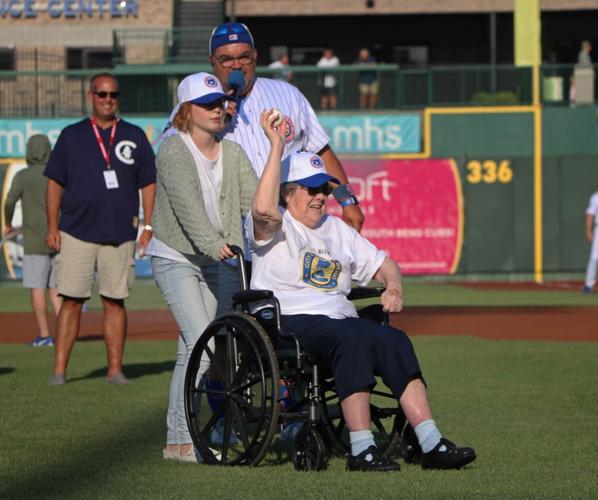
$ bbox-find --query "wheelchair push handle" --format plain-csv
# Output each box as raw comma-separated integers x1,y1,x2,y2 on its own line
228,245,250,291
229,244,245,260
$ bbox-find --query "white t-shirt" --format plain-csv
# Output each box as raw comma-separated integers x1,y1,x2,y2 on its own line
220,77,329,178
146,134,224,265
316,56,340,88
245,210,386,318
180,133,224,234
587,192,598,225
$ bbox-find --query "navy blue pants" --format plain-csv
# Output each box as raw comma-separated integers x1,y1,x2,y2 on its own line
281,314,423,401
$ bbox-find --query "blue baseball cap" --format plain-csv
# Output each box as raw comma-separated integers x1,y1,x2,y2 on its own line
209,22,255,55
281,151,340,187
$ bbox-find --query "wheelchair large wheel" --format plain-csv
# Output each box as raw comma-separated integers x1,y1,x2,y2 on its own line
184,312,280,466
319,381,405,458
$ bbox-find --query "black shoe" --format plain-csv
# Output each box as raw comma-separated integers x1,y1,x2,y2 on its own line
346,446,401,472
420,438,476,470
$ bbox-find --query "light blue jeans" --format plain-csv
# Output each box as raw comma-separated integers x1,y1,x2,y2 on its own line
151,256,240,445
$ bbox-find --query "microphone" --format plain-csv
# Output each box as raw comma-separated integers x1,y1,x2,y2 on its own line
227,70,246,101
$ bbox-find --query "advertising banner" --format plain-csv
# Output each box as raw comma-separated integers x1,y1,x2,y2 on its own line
0,114,420,158
319,114,420,154
0,118,165,157
330,158,463,275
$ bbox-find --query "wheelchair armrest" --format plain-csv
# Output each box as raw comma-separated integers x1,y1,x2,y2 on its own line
232,289,273,306
348,286,385,301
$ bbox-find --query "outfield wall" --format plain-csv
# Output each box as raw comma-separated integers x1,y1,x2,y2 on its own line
426,107,598,275
2,108,598,280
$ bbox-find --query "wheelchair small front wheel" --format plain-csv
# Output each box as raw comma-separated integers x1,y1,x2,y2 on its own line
291,424,326,471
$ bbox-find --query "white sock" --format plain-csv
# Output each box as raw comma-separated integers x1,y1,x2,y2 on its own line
349,429,375,457
414,419,443,453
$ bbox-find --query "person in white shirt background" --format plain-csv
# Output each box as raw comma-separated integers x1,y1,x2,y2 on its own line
316,48,340,111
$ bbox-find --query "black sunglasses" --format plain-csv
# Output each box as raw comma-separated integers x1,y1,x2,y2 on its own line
193,100,226,110
299,183,333,196
93,91,120,99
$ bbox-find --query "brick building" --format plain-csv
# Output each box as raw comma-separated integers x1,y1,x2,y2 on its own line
1,0,598,115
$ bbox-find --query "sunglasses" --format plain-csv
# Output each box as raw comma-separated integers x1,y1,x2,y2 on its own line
211,22,251,38
92,90,120,99
93,91,119,99
299,183,333,196
193,100,226,110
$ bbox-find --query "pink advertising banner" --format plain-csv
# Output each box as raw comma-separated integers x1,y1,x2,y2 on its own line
328,159,463,275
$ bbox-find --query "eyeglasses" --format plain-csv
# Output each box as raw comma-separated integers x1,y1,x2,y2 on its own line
215,52,254,69
298,183,333,196
93,91,120,99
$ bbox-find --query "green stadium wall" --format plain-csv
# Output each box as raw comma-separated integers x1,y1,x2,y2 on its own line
2,108,598,280
429,107,598,276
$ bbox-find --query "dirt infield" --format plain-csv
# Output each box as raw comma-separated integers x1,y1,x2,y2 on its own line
0,305,596,343
454,281,585,292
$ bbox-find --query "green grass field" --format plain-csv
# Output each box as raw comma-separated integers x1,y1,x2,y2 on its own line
1,337,597,499
1,280,597,498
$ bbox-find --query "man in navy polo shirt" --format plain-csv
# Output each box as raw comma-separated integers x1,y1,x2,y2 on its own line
44,73,156,385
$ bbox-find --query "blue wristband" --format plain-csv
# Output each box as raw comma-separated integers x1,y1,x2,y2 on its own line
333,184,359,206
339,195,359,207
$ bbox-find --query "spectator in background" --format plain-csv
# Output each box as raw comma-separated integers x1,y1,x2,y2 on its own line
578,40,593,66
583,190,598,294
572,40,594,106
44,73,156,385
268,53,293,82
354,48,379,110
317,48,340,111
4,134,62,347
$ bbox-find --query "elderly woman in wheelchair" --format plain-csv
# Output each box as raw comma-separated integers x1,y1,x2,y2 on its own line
183,110,476,471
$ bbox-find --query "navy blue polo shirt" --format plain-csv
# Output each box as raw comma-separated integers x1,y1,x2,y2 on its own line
44,118,156,245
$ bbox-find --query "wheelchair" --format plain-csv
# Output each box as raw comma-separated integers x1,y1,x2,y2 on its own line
183,246,417,470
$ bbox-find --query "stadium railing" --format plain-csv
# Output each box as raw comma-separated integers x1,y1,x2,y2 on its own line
0,63,590,118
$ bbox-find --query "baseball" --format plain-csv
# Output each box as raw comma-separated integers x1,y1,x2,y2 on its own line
269,108,284,127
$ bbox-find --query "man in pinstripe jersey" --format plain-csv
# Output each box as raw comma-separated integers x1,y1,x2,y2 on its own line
208,22,365,232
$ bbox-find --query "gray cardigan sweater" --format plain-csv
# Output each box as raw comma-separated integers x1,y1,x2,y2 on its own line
152,133,258,264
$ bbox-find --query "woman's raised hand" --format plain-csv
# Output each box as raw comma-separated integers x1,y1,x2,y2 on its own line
260,109,286,145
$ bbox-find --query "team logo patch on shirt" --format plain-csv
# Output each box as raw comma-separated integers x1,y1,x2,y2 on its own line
205,76,218,87
283,116,296,144
115,140,137,165
303,252,342,289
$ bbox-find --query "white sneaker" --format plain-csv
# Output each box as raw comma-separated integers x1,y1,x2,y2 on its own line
163,447,201,463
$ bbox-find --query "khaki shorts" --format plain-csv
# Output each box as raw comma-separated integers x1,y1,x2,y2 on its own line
56,231,135,300
359,81,379,95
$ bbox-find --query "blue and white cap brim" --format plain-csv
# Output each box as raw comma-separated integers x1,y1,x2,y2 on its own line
190,92,235,105
293,173,340,187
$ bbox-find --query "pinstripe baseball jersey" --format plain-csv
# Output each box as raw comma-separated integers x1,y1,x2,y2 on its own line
219,77,330,177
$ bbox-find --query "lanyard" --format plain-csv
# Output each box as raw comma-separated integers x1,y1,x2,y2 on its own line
90,117,119,169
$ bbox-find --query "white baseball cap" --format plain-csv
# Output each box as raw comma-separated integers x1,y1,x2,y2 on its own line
166,72,233,127
281,151,341,187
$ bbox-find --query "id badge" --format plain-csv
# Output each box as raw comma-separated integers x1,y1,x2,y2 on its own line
103,169,119,189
